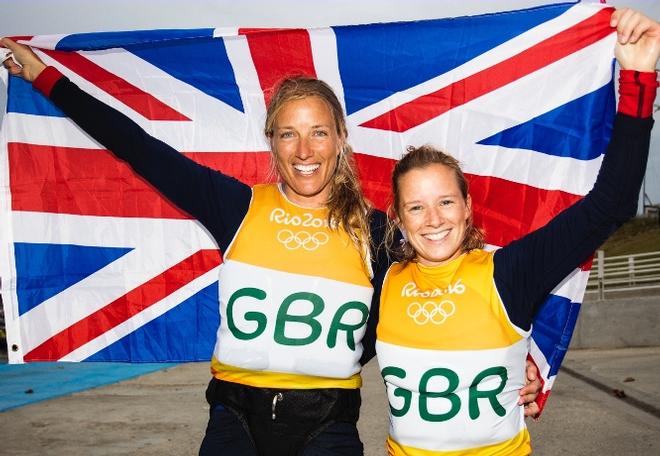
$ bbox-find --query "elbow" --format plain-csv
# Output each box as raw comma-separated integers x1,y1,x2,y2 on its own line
588,191,639,226
613,201,639,224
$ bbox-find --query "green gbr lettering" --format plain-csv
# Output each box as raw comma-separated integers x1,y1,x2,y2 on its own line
274,292,324,346
227,287,267,340
419,368,460,422
381,367,412,417
469,366,507,419
327,301,369,350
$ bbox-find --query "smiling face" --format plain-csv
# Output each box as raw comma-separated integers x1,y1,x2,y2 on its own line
270,96,341,208
396,163,472,267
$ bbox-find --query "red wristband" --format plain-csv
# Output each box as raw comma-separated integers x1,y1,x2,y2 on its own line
32,66,64,98
618,70,658,118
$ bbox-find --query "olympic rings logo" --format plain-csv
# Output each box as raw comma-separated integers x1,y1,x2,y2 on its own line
406,300,456,325
277,229,330,251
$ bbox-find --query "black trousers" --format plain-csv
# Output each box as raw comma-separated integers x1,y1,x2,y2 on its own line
199,378,364,456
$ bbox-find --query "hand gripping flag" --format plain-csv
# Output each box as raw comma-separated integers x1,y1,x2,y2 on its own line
0,1,617,413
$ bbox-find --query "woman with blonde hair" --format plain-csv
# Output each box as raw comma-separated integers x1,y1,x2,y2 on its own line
377,8,659,455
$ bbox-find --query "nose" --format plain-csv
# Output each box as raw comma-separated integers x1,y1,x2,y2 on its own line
425,207,443,227
296,137,313,160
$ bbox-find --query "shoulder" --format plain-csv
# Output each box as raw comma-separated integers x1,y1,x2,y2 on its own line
466,248,492,262
250,183,277,198
252,183,276,191
387,260,407,275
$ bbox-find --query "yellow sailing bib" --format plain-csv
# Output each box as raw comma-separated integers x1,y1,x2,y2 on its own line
211,184,373,389
377,250,531,455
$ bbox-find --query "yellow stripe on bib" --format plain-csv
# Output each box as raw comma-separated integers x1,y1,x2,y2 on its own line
211,358,362,389
386,429,531,455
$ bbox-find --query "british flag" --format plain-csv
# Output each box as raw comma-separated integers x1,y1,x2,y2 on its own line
0,1,617,412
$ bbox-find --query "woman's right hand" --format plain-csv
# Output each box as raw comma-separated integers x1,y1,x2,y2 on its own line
1,37,47,82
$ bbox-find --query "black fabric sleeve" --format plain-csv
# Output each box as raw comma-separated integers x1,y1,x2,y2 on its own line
360,209,395,365
48,76,251,252
494,114,653,330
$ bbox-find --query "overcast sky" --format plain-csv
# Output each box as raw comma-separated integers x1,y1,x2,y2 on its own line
1,0,659,207
1,0,658,33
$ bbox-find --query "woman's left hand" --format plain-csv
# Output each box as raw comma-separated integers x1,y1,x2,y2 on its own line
611,8,660,72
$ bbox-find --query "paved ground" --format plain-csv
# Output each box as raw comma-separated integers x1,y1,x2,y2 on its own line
1,347,659,455
0,362,177,412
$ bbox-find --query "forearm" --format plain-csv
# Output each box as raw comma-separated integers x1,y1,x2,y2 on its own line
589,71,658,222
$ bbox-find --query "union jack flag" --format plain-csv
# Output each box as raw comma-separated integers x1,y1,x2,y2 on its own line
0,1,617,412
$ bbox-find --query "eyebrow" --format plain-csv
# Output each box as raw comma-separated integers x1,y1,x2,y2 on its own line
274,124,332,130
402,194,459,204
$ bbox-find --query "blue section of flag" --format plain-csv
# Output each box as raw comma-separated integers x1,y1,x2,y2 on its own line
84,282,220,362
478,82,616,160
55,28,215,51
127,37,244,112
14,243,133,315
7,76,66,117
532,294,581,377
334,2,574,115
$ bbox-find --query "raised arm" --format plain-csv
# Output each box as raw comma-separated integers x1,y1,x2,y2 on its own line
2,38,251,251
493,10,660,330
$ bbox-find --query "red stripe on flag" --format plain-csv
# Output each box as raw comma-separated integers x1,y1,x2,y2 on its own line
360,8,614,132
8,36,34,43
9,142,191,219
468,173,582,247
186,151,274,187
356,153,582,248
240,28,317,106
41,49,191,121
357,156,591,271
580,257,593,271
10,142,581,248
354,153,396,211
24,249,222,362
9,143,276,218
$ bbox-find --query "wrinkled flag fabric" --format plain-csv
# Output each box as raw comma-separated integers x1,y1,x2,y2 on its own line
0,1,616,412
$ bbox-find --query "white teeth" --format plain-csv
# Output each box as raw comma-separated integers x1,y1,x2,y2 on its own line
424,230,449,241
293,164,320,175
